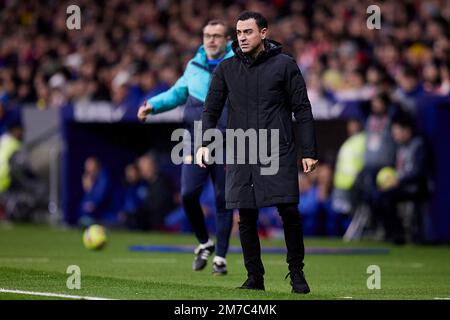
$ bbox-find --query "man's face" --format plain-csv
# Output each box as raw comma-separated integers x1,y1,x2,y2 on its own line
138,156,156,179
203,24,228,59
347,119,362,136
397,72,418,93
236,19,267,54
112,85,127,104
85,158,100,175
125,165,139,183
371,97,387,115
392,124,411,144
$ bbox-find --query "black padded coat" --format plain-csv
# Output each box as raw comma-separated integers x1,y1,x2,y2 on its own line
201,39,317,209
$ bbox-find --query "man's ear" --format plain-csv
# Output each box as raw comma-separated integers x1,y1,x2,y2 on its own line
260,27,268,40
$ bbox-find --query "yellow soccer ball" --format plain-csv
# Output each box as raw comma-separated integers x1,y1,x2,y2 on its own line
83,224,107,250
376,167,398,190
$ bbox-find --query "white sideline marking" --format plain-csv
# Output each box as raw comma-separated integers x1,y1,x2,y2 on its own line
433,297,450,300
0,288,115,300
336,296,353,299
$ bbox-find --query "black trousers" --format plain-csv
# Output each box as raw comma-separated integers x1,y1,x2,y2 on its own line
239,203,305,277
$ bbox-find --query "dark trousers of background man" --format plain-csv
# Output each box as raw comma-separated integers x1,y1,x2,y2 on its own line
372,184,427,243
181,160,233,258
239,203,305,276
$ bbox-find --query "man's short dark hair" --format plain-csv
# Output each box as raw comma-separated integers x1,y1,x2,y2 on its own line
401,65,418,79
237,11,268,29
392,112,415,130
375,92,391,107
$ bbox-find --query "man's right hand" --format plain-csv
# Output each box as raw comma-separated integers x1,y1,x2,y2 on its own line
196,147,210,168
137,101,153,122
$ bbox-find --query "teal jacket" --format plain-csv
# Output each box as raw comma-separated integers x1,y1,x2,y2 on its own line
148,42,234,117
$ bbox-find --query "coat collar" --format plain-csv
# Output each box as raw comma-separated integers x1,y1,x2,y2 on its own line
232,39,282,66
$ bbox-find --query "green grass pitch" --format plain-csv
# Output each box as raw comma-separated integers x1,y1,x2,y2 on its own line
0,224,449,300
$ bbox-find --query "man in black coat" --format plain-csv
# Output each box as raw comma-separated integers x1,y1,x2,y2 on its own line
197,11,318,294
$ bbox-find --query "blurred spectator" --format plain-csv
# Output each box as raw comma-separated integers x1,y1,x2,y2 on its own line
78,157,112,226
372,113,428,244
316,163,349,236
257,207,282,239
423,60,443,93
297,164,350,237
0,120,47,221
138,70,170,105
393,65,424,116
0,120,23,193
47,72,69,109
353,94,396,205
164,192,193,233
332,117,366,215
135,152,173,230
298,172,319,236
0,97,15,136
364,93,396,170
110,72,142,119
117,163,148,229
437,60,450,95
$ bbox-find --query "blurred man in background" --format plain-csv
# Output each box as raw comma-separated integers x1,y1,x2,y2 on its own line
0,121,23,194
135,153,173,231
373,114,428,244
332,117,366,216
78,157,112,226
353,94,396,211
118,163,148,230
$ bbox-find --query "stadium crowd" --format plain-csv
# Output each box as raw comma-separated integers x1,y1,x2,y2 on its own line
1,0,448,113
0,0,449,242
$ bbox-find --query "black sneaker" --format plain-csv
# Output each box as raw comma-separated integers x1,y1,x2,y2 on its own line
238,275,265,291
193,242,215,271
286,270,310,294
212,261,228,275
